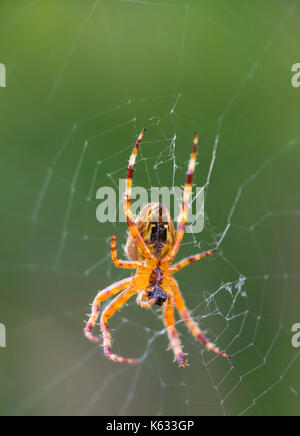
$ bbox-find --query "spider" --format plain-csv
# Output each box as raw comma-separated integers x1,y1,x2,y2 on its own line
84,129,231,367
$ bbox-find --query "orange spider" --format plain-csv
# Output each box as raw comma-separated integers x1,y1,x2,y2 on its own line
84,129,231,367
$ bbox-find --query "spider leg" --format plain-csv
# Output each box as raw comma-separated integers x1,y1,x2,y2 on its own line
169,249,217,274
125,129,153,261
136,291,157,308
163,297,188,367
111,234,140,269
166,277,231,360
84,277,132,343
101,286,141,364
162,133,198,266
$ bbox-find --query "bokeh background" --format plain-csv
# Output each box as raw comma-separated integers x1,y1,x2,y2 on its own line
0,0,300,416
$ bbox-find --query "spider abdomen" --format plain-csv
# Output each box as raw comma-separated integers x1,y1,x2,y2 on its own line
125,203,175,261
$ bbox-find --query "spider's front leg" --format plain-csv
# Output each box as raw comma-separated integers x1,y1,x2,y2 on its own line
167,277,231,360
163,297,188,367
84,278,132,343
101,286,141,364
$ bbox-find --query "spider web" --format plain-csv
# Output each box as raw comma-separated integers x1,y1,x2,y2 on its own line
1,0,300,417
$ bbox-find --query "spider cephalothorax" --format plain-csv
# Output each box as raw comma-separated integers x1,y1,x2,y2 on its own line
84,130,231,366
147,266,167,306
148,285,167,306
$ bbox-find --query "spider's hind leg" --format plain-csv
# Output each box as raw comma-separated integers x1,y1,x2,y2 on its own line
162,133,198,266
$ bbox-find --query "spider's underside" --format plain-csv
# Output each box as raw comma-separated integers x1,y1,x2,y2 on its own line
84,130,231,367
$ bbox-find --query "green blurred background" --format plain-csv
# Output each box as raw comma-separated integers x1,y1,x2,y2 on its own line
0,0,300,416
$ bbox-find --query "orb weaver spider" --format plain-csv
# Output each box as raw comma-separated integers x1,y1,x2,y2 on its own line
84,129,231,367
